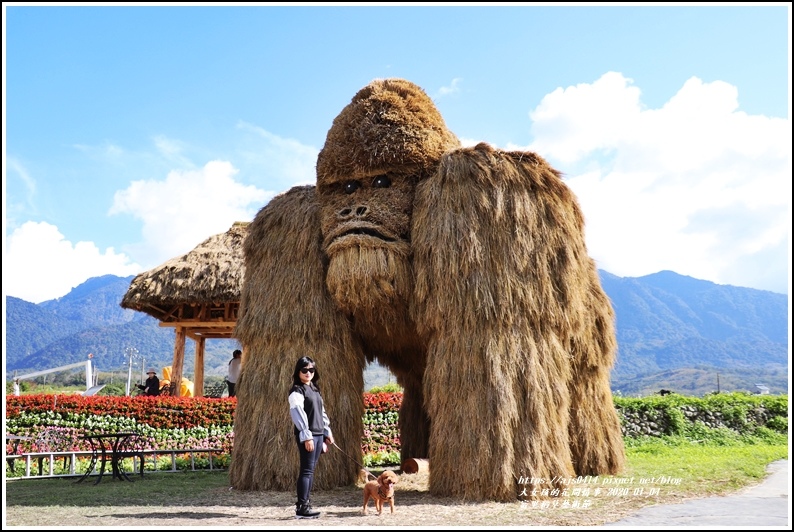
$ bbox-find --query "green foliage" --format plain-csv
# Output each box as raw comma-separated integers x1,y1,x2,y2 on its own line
97,383,126,396
625,425,787,450
6,380,32,394
141,452,228,472
615,393,688,436
368,382,403,393
765,416,788,432
615,392,788,437
362,450,401,467
683,422,748,446
17,383,85,395
756,394,788,417
665,406,687,436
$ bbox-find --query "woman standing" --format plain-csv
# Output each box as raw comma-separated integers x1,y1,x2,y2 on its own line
289,356,334,519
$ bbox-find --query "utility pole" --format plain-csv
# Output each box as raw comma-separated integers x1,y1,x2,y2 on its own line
86,353,94,390
126,354,133,396
717,373,721,394
125,347,140,396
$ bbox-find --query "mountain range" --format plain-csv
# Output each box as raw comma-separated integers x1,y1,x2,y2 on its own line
4,270,788,396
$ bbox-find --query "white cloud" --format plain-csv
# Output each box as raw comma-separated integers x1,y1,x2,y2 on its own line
4,221,142,303
108,160,271,267
437,78,463,98
523,72,791,294
458,136,482,148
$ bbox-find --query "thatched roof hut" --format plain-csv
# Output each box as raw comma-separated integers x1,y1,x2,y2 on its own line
120,221,249,395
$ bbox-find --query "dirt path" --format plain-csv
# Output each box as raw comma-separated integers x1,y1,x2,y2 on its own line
4,470,684,527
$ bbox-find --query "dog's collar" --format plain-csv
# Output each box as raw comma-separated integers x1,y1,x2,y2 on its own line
378,487,393,500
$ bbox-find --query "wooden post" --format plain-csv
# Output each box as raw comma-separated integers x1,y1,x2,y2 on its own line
194,337,206,397
171,327,186,397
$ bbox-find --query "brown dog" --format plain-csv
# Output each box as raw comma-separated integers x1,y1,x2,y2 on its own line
362,470,398,515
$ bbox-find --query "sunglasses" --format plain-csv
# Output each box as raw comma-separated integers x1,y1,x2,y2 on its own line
300,367,315,375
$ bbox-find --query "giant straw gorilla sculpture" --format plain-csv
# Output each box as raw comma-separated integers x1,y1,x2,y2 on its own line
230,78,625,501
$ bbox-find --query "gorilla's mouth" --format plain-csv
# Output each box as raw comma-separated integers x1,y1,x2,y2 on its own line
324,222,400,252
338,227,395,241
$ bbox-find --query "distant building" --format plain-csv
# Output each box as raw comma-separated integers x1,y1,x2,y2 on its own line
754,384,770,395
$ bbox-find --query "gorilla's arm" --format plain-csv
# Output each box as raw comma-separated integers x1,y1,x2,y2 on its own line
411,143,624,500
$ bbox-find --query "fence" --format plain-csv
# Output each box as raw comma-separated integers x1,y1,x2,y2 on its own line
6,448,226,480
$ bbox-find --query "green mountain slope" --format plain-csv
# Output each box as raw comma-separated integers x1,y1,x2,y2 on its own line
5,270,787,396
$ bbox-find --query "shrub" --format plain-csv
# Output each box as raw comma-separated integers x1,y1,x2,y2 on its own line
765,415,788,432
362,450,401,467
614,392,787,438
368,382,403,393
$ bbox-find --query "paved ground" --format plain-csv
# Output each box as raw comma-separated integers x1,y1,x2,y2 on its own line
605,459,791,527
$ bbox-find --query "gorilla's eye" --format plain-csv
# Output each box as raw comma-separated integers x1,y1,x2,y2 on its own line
344,181,361,194
373,175,392,188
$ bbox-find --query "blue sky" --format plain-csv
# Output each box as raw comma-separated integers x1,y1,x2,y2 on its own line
4,3,791,304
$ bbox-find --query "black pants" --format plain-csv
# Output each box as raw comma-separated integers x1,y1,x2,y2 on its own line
226,380,236,398
296,435,324,505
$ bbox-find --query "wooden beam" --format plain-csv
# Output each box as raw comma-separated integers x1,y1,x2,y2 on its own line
194,337,205,398
189,327,236,334
159,321,236,328
161,305,182,322
140,303,170,319
171,327,186,397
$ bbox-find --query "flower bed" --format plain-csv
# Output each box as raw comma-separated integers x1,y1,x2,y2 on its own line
6,395,236,464
6,392,404,467
9,391,785,470
362,392,402,465
6,394,236,428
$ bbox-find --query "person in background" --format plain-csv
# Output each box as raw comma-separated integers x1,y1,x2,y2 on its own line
226,349,242,397
137,369,161,396
289,356,334,519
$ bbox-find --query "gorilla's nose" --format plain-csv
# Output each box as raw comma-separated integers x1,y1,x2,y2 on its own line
338,205,369,218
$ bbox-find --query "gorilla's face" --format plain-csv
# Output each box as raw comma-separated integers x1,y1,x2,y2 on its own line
319,171,416,253
318,170,418,319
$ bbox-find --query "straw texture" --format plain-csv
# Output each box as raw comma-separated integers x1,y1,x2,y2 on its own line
232,79,624,501
412,143,625,500
230,186,365,490
120,222,248,317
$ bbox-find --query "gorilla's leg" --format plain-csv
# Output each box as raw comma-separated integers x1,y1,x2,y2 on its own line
568,363,625,476
397,375,430,462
